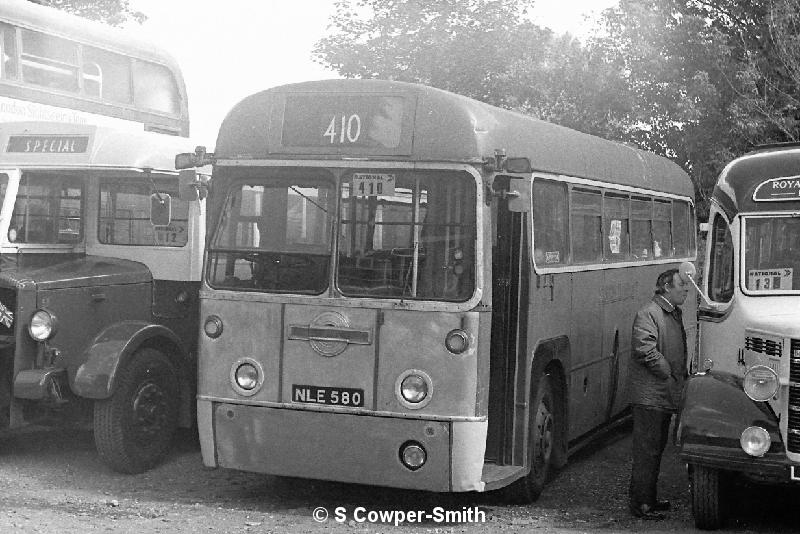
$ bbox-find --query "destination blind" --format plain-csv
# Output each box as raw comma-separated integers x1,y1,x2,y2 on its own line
281,94,407,150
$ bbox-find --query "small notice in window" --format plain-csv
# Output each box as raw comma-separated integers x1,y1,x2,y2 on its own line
352,173,395,197
608,220,622,254
545,251,560,264
748,268,793,290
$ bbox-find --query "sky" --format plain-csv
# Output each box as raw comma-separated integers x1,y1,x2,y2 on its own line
128,0,618,148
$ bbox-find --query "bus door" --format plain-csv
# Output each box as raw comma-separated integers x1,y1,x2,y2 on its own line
486,176,526,463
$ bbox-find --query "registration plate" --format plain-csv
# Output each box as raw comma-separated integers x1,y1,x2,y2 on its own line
292,385,364,407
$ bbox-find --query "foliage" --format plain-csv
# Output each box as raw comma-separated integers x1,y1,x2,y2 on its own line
28,0,146,26
315,0,800,218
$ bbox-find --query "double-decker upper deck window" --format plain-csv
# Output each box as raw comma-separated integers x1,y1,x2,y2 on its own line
337,170,476,301
83,47,131,103
208,171,334,294
20,29,79,92
132,60,179,114
0,23,17,80
10,173,83,244
99,177,188,247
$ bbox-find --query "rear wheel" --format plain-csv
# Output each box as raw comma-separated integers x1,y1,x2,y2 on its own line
94,348,179,473
504,374,556,504
690,464,725,530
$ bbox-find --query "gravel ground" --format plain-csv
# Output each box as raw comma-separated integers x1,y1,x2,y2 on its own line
0,422,797,533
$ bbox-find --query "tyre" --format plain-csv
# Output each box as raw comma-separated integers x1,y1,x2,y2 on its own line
94,348,179,474
504,374,556,504
690,464,725,530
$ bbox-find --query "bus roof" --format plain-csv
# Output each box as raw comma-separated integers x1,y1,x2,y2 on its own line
714,146,800,218
0,0,185,82
0,121,196,172
216,79,693,198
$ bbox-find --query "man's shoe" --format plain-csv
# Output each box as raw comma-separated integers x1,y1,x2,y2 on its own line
652,499,671,511
629,503,666,520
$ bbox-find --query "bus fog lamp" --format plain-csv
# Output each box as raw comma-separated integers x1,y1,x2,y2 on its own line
445,329,469,354
400,441,426,470
740,426,771,457
29,310,56,341
401,375,428,403
204,315,223,338
234,363,259,391
743,365,779,401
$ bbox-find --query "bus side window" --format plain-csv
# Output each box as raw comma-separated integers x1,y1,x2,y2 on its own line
0,22,17,80
532,179,567,265
708,213,734,303
570,188,602,264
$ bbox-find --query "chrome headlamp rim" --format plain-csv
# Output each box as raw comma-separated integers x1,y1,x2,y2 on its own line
28,308,57,341
229,357,265,397
743,364,779,402
395,369,433,410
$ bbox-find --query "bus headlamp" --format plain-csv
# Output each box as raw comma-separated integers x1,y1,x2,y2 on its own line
399,441,426,470
743,365,779,402
28,309,57,341
204,315,223,338
230,358,263,396
235,363,259,390
740,426,771,457
395,370,433,409
401,374,428,403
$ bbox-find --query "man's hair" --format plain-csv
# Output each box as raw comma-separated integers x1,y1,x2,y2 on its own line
655,268,679,295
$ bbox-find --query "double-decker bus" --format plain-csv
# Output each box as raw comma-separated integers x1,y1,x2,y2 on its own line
0,0,189,136
0,121,205,473
678,144,800,529
178,79,696,500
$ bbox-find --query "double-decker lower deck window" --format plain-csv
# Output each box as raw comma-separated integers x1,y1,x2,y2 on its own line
10,173,83,244
337,170,476,301
99,177,189,247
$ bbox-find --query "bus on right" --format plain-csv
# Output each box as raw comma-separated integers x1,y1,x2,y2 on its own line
678,143,800,529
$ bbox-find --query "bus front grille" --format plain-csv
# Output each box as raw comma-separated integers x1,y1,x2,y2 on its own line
789,339,800,453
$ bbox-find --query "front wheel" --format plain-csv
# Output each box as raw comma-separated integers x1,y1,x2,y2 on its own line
690,464,725,530
504,374,556,504
94,348,179,473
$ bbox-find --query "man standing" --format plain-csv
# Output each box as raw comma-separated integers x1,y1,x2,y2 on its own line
629,268,690,520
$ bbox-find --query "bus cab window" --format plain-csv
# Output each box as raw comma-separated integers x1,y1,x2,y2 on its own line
338,171,476,300
744,217,800,291
10,174,83,244
708,213,734,302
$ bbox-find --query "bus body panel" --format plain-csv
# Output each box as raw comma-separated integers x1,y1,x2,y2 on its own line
211,403,454,491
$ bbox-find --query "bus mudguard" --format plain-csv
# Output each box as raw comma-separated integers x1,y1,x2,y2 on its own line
72,321,185,399
678,371,784,473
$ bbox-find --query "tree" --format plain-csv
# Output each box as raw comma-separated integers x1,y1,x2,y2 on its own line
591,0,800,213
313,0,630,138
28,0,146,26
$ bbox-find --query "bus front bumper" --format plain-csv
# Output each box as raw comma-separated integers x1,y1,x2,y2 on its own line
197,400,488,492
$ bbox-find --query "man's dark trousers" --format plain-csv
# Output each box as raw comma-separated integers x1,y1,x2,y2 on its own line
629,405,673,508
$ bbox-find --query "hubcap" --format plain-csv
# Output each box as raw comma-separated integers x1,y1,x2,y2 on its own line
534,400,554,466
131,381,169,441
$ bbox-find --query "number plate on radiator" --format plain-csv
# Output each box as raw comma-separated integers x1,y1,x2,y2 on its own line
291,385,364,407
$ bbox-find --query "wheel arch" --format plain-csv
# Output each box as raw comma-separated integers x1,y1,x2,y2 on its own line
73,321,193,427
529,336,569,470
